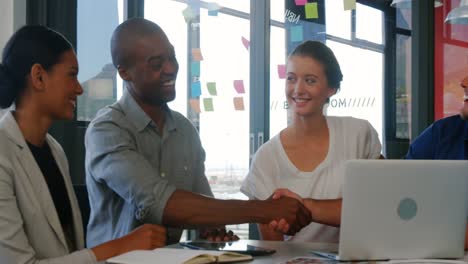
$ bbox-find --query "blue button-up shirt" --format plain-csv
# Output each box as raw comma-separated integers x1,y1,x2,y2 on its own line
405,115,468,160
85,91,213,247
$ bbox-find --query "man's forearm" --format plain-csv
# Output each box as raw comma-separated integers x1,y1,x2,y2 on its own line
304,198,342,227
162,190,274,228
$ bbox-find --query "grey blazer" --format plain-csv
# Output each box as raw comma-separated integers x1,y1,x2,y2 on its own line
0,112,96,264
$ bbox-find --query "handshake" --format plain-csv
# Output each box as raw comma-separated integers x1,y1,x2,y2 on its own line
261,189,312,236
259,189,341,237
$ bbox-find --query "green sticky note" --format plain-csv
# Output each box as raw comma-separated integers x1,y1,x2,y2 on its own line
182,7,195,23
206,82,217,96
203,98,214,112
305,3,318,19
343,0,356,10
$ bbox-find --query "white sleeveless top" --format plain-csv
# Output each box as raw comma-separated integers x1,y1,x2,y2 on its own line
240,116,382,242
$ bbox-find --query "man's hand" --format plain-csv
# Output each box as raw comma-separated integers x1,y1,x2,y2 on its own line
116,224,167,251
92,224,167,261
269,189,308,234
199,227,239,242
265,196,311,235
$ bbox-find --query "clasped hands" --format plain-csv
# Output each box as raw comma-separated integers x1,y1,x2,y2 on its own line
266,188,310,235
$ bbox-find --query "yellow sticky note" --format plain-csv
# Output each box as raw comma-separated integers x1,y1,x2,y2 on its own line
233,97,245,111
305,3,318,19
344,0,356,11
192,48,204,61
189,99,201,113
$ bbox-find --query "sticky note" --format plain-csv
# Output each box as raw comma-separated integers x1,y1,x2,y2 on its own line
305,3,318,19
203,98,214,112
191,81,201,97
191,62,200,76
233,80,245,94
206,82,217,96
241,36,250,50
277,64,286,79
189,99,201,113
295,0,307,6
290,25,303,42
344,0,356,10
207,2,220,16
192,48,203,61
182,7,195,23
233,97,245,111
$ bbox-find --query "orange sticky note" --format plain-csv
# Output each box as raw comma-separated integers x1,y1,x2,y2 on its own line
189,99,201,113
233,97,245,111
192,48,204,61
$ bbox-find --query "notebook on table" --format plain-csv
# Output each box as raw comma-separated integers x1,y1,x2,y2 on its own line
337,160,468,261
106,248,252,264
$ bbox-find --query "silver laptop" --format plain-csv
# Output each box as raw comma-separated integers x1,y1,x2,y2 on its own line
338,160,468,261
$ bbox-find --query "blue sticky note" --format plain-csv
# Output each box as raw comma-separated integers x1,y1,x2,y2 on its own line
191,62,200,76
208,10,218,16
191,81,201,97
290,25,303,42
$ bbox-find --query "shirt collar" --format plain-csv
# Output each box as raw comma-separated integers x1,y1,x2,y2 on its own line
119,90,177,133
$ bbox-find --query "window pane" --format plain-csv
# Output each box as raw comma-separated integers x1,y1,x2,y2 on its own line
325,0,351,40
270,25,287,137
145,0,250,240
395,34,411,139
145,0,188,115
326,40,384,143
271,0,285,23
199,6,250,239
214,0,250,13
396,8,412,30
76,0,124,121
356,3,384,44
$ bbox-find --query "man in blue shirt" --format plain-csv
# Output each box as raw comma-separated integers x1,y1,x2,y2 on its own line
406,75,468,160
405,75,468,250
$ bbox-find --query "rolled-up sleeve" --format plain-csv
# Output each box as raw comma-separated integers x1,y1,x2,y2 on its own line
85,118,176,224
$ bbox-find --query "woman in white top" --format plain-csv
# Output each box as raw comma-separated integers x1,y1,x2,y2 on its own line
241,41,382,242
0,25,166,264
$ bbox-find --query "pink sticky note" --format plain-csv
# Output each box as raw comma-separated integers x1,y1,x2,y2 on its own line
277,64,286,79
233,97,245,111
233,80,245,94
241,36,250,50
192,48,204,61
295,0,307,6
